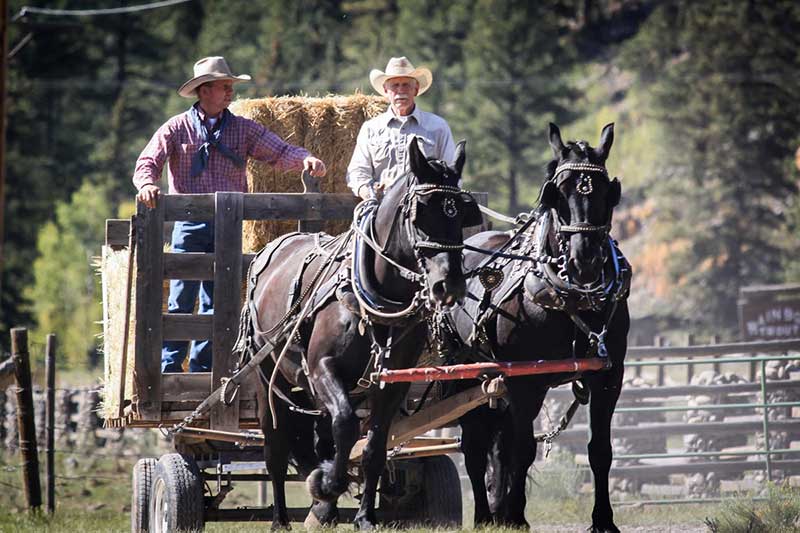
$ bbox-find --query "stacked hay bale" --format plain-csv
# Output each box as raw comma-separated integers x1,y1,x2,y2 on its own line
230,94,386,252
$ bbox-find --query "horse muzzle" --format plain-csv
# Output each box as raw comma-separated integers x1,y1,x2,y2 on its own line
429,276,467,308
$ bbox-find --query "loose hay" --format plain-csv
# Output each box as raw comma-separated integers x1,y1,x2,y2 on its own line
230,94,386,252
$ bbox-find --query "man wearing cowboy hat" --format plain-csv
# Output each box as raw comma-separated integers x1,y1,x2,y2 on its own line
346,56,456,200
132,56,326,373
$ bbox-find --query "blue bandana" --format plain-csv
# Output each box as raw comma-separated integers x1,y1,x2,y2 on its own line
189,104,245,178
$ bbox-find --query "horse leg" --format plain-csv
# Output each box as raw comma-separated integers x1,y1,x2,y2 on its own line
500,385,546,528
584,362,624,533
352,384,409,530
460,403,495,526
260,392,292,530
305,360,360,504
305,414,340,528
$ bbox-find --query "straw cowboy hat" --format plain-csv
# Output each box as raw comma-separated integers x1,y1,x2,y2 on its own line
178,56,251,98
369,57,432,97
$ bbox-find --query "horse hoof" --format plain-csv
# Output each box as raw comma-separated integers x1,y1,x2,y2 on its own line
304,509,323,530
270,520,291,531
353,517,376,531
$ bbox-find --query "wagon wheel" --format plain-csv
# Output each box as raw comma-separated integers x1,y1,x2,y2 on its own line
379,456,462,527
420,455,462,527
148,453,205,533
131,457,157,533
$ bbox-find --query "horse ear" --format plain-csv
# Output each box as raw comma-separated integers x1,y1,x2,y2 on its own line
453,139,466,176
596,123,614,162
409,136,436,182
539,180,559,209
548,123,565,159
608,177,621,208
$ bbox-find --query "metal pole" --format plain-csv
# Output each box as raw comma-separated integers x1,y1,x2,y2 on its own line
685,334,695,384
760,358,772,482
45,334,56,514
655,336,665,386
10,328,42,511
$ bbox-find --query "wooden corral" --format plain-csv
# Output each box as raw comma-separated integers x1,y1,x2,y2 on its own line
533,337,800,500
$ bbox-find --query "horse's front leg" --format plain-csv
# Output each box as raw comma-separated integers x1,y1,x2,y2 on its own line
352,383,410,530
584,357,624,533
500,384,546,528
460,403,496,526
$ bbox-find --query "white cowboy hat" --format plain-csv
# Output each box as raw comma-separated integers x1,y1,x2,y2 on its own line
178,56,251,98
369,57,432,97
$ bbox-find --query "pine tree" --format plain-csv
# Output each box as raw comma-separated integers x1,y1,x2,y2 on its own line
455,0,577,212
621,0,800,332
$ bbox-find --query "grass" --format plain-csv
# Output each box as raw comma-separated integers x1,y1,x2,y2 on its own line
1,447,796,532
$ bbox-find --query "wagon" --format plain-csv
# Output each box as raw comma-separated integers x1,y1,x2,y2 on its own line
102,173,608,530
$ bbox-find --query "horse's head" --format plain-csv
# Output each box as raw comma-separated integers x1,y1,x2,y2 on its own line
540,123,621,286
375,137,478,307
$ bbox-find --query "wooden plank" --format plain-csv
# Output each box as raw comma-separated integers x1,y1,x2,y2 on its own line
105,219,130,247
163,193,359,222
163,252,255,280
211,192,244,431
608,459,800,478
350,382,501,462
627,338,800,359
164,252,214,280
161,371,258,403
162,313,212,341
133,200,164,420
243,193,358,221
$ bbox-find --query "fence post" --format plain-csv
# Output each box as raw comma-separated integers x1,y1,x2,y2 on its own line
711,335,721,374
655,336,665,386
685,333,695,384
760,358,772,483
45,334,56,514
10,328,42,511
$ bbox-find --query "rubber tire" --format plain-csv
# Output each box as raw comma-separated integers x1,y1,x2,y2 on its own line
148,453,205,532
421,455,462,527
131,457,157,533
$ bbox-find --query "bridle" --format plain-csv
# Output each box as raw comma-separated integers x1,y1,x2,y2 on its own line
350,173,476,321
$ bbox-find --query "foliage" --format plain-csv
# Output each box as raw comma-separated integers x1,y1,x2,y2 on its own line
705,483,800,533
25,180,113,368
3,0,800,349
619,0,800,332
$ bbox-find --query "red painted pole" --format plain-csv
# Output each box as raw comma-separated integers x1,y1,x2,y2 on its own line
375,357,610,384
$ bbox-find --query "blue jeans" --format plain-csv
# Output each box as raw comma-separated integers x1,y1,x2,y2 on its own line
161,221,214,373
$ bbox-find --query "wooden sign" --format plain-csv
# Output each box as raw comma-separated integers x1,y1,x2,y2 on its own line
738,284,800,341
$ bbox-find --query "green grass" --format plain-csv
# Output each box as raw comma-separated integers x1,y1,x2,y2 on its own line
2,448,792,532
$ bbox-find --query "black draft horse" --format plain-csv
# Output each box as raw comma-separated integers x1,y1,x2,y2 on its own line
240,138,480,529
450,123,631,532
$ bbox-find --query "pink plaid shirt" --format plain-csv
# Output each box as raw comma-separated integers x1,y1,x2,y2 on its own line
133,107,310,193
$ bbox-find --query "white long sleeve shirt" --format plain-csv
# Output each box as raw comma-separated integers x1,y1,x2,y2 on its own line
346,106,456,196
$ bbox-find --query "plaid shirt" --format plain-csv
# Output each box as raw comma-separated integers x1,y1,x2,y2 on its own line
133,106,310,193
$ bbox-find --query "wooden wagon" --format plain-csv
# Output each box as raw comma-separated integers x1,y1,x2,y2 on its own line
102,178,498,530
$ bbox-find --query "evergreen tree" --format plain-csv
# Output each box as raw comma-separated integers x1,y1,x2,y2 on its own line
456,0,577,211
621,0,800,332
26,180,113,367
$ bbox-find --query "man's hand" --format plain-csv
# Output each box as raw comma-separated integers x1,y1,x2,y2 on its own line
357,183,380,201
136,184,160,209
304,157,327,177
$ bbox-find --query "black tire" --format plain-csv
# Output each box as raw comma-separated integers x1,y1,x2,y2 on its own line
379,456,462,528
148,453,205,533
421,455,462,527
131,457,157,533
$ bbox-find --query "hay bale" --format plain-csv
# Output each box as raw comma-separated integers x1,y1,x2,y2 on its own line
230,94,386,252
100,246,136,421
